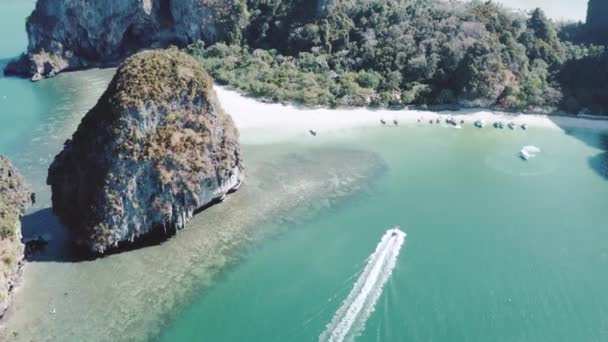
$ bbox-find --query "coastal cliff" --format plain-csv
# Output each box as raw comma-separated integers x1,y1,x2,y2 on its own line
5,0,248,80
47,49,244,254
0,156,33,318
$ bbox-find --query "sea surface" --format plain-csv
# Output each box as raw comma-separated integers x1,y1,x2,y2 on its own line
1,1,608,341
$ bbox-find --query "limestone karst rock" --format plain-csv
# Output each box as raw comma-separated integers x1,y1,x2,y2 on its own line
47,49,244,253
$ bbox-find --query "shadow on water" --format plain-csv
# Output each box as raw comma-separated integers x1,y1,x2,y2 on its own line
548,117,608,180
21,194,233,263
20,208,100,263
21,208,179,263
0,56,18,78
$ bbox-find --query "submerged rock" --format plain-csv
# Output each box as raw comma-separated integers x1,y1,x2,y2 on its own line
47,49,244,254
0,156,33,319
5,0,248,80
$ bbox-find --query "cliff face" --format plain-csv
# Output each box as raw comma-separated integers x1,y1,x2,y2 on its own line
5,0,248,80
587,0,608,43
0,156,33,318
47,49,244,254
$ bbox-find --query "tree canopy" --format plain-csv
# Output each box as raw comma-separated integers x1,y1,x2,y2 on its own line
186,0,608,115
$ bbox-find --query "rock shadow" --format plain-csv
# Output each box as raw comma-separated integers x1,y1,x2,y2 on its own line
20,207,81,262
547,117,608,181
21,207,182,262
21,194,233,262
0,57,15,78
589,152,608,180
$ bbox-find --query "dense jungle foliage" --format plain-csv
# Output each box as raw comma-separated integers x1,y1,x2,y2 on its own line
189,0,608,114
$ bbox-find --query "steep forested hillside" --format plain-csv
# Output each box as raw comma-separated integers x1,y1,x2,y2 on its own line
188,0,607,114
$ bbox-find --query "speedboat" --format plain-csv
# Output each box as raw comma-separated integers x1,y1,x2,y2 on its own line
520,145,541,160
508,123,516,130
380,119,387,125
309,129,317,136
521,123,528,130
522,145,541,154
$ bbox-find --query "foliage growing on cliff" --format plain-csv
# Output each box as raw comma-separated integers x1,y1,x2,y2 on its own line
48,49,242,252
0,157,30,239
187,0,608,114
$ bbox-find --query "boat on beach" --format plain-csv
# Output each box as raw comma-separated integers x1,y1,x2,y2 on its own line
494,121,505,129
474,119,486,128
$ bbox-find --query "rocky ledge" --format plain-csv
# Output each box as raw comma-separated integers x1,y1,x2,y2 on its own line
47,49,244,254
0,156,33,319
4,0,248,80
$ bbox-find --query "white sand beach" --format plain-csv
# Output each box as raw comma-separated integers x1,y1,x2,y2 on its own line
215,85,608,143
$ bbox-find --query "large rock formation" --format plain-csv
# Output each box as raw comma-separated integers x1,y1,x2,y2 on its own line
47,49,244,254
5,0,248,80
586,0,608,43
0,156,33,318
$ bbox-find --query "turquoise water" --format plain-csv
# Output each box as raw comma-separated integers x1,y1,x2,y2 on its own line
161,127,608,342
1,2,608,342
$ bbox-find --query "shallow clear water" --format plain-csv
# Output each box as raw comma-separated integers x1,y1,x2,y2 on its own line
1,1,608,342
160,126,608,342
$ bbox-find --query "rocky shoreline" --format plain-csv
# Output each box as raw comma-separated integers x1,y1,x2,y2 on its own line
0,156,33,319
4,0,248,81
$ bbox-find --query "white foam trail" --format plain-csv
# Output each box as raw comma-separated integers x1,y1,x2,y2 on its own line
319,228,406,342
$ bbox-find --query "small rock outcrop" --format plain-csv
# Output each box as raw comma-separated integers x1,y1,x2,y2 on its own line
47,49,244,254
0,156,33,318
5,0,248,80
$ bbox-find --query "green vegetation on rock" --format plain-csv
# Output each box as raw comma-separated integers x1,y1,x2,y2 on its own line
0,157,31,239
48,49,243,253
0,155,32,318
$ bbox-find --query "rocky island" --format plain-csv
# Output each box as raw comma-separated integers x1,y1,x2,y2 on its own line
4,0,248,80
0,156,33,318
47,49,244,254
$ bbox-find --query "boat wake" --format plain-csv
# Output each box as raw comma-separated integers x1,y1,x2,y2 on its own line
319,228,406,342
